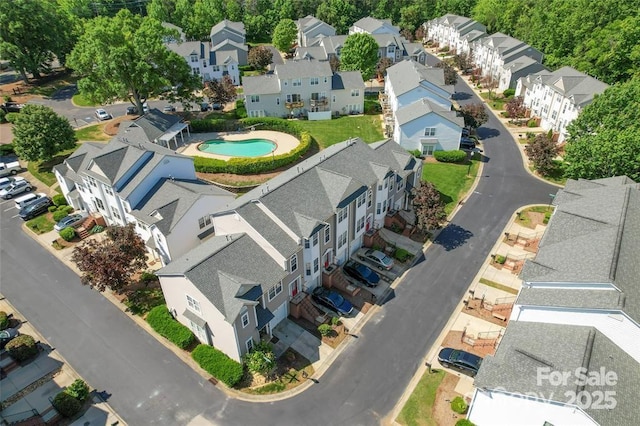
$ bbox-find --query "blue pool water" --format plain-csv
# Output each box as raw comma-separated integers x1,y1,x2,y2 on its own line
198,138,276,157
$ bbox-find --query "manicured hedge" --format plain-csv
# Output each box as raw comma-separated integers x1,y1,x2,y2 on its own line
189,118,235,133
193,118,313,175
235,99,247,118
0,143,14,155
0,311,8,329
59,227,76,241
146,305,195,349
434,150,467,163
52,391,82,417
191,344,244,387
502,88,515,98
6,334,39,361
53,210,69,222
52,194,68,206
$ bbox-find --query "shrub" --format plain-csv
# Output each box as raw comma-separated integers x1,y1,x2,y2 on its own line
52,194,68,206
527,119,538,127
53,210,69,222
189,118,233,132
66,379,90,401
0,311,9,330
4,112,19,123
0,143,14,155
3,95,11,102
243,341,275,375
146,305,195,349
235,99,247,118
6,334,39,361
455,420,475,426
502,88,515,98
90,225,104,234
59,227,76,241
331,316,340,326
52,391,82,418
48,205,57,212
0,109,5,123
440,46,449,52
543,212,551,224
140,271,159,285
494,255,506,264
394,248,412,263
434,150,467,163
318,324,332,336
451,396,468,414
501,111,510,118
192,344,244,387
64,205,74,214
408,149,422,158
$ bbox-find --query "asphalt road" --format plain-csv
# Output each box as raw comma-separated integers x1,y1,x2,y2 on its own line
0,54,557,425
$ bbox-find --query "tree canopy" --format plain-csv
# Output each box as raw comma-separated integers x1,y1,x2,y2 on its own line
12,105,77,162
248,46,273,71
0,0,75,82
563,77,640,182
203,75,236,105
272,19,298,53
459,103,488,129
412,182,447,232
67,9,201,114
524,132,559,177
71,224,148,294
339,33,379,81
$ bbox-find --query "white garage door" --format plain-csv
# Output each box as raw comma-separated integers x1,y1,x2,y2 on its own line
269,302,288,329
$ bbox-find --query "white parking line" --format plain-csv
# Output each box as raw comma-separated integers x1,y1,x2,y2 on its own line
4,207,16,212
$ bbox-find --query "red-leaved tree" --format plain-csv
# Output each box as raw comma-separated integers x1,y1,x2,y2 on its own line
525,133,559,176
459,103,488,129
71,224,148,293
505,96,527,124
412,182,447,232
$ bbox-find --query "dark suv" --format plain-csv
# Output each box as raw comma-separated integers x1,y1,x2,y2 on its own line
19,196,53,221
343,260,380,287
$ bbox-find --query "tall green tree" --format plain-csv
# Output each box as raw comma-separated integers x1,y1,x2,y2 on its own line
272,19,298,53
339,33,379,81
67,9,201,115
12,105,77,162
564,78,640,182
0,0,75,82
146,0,179,24
191,0,226,40
316,0,358,34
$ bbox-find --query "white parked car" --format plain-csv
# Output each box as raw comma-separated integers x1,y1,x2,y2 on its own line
95,108,112,121
357,248,395,270
0,178,33,199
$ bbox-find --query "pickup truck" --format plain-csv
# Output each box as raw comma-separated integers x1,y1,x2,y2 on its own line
0,161,21,177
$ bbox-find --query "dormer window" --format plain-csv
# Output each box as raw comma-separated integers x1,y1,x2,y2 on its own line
190,54,198,63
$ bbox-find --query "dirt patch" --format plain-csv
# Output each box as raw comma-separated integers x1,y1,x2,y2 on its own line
104,115,136,136
320,323,348,348
432,373,466,426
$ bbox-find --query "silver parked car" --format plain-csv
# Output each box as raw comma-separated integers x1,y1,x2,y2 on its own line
357,248,395,270
0,178,33,199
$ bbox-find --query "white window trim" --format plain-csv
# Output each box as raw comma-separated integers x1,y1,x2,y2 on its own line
186,294,201,314
241,311,250,328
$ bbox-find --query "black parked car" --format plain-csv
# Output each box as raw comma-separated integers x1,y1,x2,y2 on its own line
19,196,53,221
438,347,483,377
312,287,354,316
343,260,380,287
1,102,24,113
126,106,138,115
0,327,19,349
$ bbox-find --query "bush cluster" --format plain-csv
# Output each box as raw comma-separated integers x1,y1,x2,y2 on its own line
0,311,9,329
66,379,90,401
146,305,195,349
434,150,467,163
189,118,235,133
451,396,468,414
502,88,515,98
192,344,244,387
527,119,538,127
318,323,332,336
53,210,69,222
59,227,76,241
393,248,412,263
193,118,312,175
235,99,247,118
243,341,275,375
0,143,14,155
6,334,39,362
52,391,82,418
494,255,506,264
52,194,68,206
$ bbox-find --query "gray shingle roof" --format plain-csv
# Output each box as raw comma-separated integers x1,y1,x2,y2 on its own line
129,109,184,143
395,98,464,127
386,60,454,97
351,17,398,34
274,59,333,79
165,41,203,58
527,66,609,108
331,71,364,91
210,20,245,38
235,202,299,257
475,322,639,425
516,287,624,310
242,74,281,95
157,233,286,323
295,46,329,61
130,178,233,234
520,176,640,322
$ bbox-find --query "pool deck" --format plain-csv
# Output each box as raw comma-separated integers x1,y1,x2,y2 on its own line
178,130,300,160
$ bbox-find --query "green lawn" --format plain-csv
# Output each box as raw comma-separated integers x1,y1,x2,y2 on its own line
423,154,481,214
479,278,519,295
397,370,445,426
480,92,507,110
27,144,80,187
297,115,383,149
75,124,111,142
26,215,55,234
72,92,98,107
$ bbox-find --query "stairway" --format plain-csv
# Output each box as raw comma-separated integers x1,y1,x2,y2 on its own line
76,217,96,239
299,296,326,325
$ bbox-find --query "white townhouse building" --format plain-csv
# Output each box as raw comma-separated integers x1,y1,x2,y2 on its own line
53,112,234,265
382,60,463,154
516,66,609,143
165,20,248,85
296,15,336,48
349,16,400,35
157,138,422,362
469,176,640,426
471,32,546,91
242,59,364,119
423,14,486,55
295,33,426,66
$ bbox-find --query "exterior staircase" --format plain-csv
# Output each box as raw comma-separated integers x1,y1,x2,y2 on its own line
299,295,327,325
76,216,96,239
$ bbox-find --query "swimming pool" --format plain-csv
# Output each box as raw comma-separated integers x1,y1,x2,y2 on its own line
198,138,276,157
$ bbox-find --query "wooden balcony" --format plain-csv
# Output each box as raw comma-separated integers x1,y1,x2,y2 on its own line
310,97,328,107
285,101,305,109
